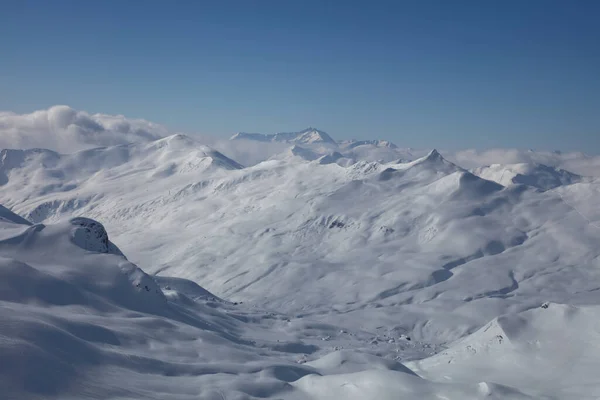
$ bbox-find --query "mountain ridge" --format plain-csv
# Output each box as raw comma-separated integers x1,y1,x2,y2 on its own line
231,127,338,146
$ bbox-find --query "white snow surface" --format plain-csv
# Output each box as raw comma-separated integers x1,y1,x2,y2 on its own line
1,106,600,399
472,163,583,191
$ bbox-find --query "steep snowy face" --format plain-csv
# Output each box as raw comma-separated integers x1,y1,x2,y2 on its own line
69,217,124,255
385,149,462,177
0,204,32,225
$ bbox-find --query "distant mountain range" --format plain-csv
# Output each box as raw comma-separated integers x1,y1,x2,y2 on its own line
231,128,338,146
2,106,600,399
231,127,399,149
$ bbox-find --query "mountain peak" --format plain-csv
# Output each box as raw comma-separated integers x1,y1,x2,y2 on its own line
395,148,461,176
409,149,447,166
231,128,336,145
425,149,442,161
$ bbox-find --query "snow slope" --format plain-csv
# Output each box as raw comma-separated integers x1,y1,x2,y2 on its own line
0,134,242,223
2,202,598,399
2,145,599,349
472,163,582,190
408,303,600,399
448,148,600,177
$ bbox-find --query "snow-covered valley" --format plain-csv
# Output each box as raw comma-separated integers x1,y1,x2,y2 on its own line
1,106,599,399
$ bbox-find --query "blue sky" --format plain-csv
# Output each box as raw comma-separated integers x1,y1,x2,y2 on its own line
1,0,599,152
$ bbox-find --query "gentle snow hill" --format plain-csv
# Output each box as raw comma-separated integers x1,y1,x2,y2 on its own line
408,303,600,399
472,163,582,191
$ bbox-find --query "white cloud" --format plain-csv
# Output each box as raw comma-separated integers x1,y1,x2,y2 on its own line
0,105,169,153
3,105,600,177
0,106,289,166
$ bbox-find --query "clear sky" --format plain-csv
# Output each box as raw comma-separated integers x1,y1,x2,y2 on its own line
1,0,599,152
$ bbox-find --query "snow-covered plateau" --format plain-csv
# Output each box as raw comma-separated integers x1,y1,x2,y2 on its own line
1,106,599,399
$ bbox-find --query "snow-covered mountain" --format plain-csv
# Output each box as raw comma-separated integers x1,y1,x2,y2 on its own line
339,139,399,149
472,162,582,191
0,134,243,222
2,142,597,340
408,303,600,399
228,128,409,166
231,127,338,146
2,195,599,399
2,106,600,398
447,148,600,177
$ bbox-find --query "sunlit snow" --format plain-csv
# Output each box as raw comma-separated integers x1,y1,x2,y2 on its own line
1,106,599,399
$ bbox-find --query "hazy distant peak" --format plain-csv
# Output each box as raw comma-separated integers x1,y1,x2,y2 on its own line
339,139,399,149
472,162,581,190
231,128,336,145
